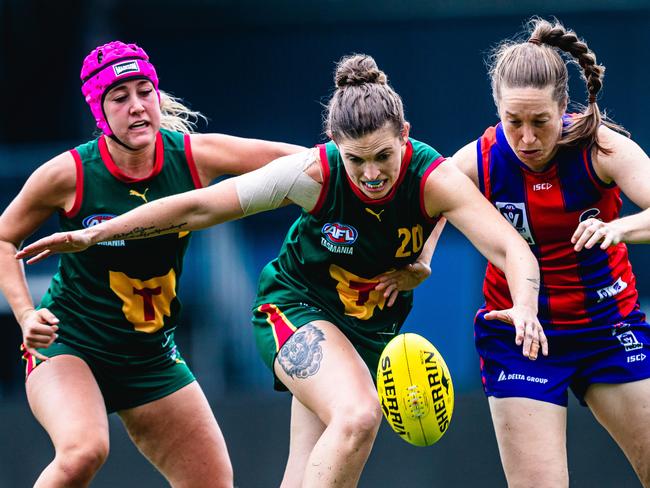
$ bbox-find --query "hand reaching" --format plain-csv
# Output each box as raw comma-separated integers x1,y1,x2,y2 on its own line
484,305,548,360
15,230,93,264
571,217,623,251
376,261,432,307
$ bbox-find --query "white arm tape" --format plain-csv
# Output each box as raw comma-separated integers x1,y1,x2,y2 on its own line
235,149,322,216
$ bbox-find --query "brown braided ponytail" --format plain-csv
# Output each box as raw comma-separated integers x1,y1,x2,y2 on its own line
489,17,628,154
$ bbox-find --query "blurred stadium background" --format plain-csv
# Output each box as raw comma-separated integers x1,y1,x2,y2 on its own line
1,0,648,486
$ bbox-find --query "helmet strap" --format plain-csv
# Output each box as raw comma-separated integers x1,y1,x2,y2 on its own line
109,133,138,151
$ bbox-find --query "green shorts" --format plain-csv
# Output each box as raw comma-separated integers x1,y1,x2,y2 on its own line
252,300,404,391
22,340,195,413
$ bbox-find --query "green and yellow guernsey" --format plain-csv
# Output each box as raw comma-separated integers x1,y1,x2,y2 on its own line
39,129,202,357
254,139,445,363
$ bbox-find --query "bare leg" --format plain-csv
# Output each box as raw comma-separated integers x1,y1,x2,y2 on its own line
274,321,382,488
118,381,233,488
488,396,568,488
280,396,326,488
27,355,110,488
586,378,650,487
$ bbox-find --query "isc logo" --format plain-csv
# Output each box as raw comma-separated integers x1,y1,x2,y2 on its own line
321,223,358,244
628,353,646,363
532,182,552,191
82,214,116,228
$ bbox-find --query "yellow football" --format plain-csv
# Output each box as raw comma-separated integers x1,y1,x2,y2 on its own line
377,333,454,447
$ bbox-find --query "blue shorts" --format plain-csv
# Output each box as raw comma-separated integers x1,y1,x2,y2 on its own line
475,308,650,406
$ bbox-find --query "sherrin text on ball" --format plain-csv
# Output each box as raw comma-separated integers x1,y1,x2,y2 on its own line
377,333,454,446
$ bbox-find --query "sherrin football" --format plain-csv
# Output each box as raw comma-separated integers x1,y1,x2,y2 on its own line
377,333,454,447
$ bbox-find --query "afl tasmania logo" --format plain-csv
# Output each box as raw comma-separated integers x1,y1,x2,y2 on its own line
322,223,358,244
321,223,358,255
82,214,116,228
82,214,125,247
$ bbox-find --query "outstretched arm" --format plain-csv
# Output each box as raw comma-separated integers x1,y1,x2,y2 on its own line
15,179,242,264
424,161,546,360
17,149,322,264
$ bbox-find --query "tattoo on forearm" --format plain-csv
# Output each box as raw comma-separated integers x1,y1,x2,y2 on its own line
111,222,188,240
277,323,325,379
527,278,540,291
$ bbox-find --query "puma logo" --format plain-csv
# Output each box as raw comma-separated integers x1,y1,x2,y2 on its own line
365,208,385,222
129,188,149,203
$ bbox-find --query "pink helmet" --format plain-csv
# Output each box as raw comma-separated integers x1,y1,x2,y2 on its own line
80,41,160,136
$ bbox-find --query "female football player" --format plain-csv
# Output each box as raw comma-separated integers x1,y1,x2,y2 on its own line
17,53,546,487
0,40,303,487
449,17,650,487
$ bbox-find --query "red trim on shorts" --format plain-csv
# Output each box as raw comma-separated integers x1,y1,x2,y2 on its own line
419,156,446,223
20,344,38,380
258,303,298,352
183,134,203,189
98,132,164,183
63,149,84,218
310,144,331,215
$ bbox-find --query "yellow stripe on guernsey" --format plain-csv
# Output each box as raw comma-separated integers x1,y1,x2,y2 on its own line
328,264,387,320
109,269,177,333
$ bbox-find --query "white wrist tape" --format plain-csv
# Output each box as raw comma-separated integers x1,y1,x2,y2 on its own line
235,149,321,216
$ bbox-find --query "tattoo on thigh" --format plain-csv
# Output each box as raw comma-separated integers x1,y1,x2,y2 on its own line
278,323,325,380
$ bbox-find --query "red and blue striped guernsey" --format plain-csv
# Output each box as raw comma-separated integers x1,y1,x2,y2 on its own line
476,120,639,328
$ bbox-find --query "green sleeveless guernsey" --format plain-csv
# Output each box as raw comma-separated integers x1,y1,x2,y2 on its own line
39,129,200,358
253,138,444,372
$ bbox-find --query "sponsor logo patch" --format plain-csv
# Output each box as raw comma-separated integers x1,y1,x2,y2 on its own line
129,188,149,203
616,330,643,352
497,370,548,384
82,214,125,247
321,223,358,255
82,214,115,227
113,60,140,77
596,277,628,302
166,345,185,364
532,182,553,191
365,208,385,222
496,202,535,245
579,207,601,222
322,222,358,244
628,353,646,363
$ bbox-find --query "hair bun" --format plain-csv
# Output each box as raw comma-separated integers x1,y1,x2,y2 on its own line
335,54,387,88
